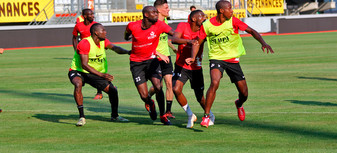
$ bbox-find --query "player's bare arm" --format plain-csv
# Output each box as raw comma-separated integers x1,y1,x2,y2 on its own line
168,40,178,53
79,54,114,81
107,43,130,55
171,32,198,45
124,30,132,41
156,51,169,63
185,38,204,65
245,26,274,54
72,35,78,51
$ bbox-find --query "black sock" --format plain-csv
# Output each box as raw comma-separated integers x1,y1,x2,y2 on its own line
204,114,209,118
77,105,85,118
166,100,172,112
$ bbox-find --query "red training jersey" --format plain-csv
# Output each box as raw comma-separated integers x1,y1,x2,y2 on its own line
175,22,206,70
72,21,97,39
126,20,172,62
200,16,248,63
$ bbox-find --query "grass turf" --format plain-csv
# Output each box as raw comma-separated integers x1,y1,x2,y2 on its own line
0,32,337,152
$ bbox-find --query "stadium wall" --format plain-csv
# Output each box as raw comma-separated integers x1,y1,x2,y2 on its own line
0,22,180,49
1,15,337,49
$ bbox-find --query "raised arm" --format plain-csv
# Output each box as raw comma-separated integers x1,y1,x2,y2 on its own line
245,26,274,54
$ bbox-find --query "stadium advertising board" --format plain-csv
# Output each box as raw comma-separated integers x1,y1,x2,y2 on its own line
111,12,143,23
0,0,54,23
204,9,246,19
248,0,284,14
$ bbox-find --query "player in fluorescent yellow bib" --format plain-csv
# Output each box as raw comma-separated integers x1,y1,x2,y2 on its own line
68,23,130,126
186,0,274,128
147,0,178,119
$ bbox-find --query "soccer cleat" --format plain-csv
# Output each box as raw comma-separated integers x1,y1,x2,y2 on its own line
209,113,215,126
76,117,86,126
148,101,157,120
186,114,197,128
145,99,154,112
164,111,175,119
111,116,129,122
235,99,245,121
200,116,210,128
160,114,171,125
93,93,103,100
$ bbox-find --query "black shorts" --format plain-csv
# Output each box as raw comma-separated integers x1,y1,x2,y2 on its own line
209,60,245,83
172,64,204,90
68,70,111,90
158,56,173,76
130,58,162,86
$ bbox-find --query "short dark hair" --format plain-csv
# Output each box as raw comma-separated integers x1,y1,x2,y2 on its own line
190,5,196,11
90,23,102,35
153,0,167,8
82,8,92,16
189,10,203,22
216,0,229,14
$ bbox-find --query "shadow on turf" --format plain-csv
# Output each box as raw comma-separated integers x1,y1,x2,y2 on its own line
53,57,73,60
297,76,337,82
32,111,204,132
213,117,337,140
286,100,337,107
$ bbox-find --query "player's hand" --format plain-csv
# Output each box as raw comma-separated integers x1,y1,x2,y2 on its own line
102,73,114,82
0,48,4,54
262,44,274,54
185,57,195,65
159,55,170,64
187,40,198,45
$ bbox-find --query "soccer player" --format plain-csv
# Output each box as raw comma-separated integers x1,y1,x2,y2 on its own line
171,10,215,128
146,0,178,119
124,6,192,125
68,23,130,126
186,0,274,128
72,9,103,100
190,5,196,11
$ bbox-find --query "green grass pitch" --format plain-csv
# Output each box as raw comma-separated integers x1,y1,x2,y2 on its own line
0,32,337,152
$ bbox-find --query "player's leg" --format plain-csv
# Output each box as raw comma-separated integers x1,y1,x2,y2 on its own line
102,83,128,122
136,82,157,121
205,69,222,114
201,61,223,127
150,76,170,124
163,74,174,117
68,70,86,126
235,80,248,107
93,89,103,100
226,62,247,121
160,56,174,118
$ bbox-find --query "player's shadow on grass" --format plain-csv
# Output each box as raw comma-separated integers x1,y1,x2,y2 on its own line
53,57,73,60
286,100,337,107
32,114,112,125
32,92,92,99
297,76,337,81
86,105,203,131
214,117,337,140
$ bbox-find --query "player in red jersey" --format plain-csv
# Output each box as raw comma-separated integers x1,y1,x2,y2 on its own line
124,6,195,125
69,23,130,126
171,10,215,128
187,0,274,127
72,9,104,100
